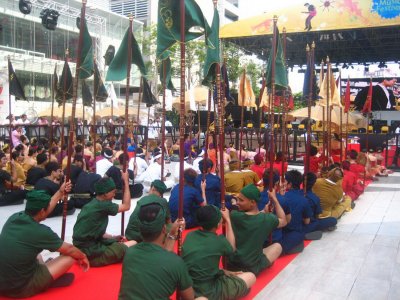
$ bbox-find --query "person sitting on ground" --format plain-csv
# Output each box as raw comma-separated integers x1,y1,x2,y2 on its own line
5,150,26,188
312,167,353,219
105,153,144,199
125,180,170,242
280,170,313,254
224,160,246,195
169,168,207,229
182,205,256,300
241,158,260,186
251,153,265,180
303,172,337,232
342,160,364,201
0,187,89,298
23,147,38,174
119,203,194,300
128,147,148,178
34,161,75,217
73,175,136,267
227,184,287,275
49,146,60,163
195,159,221,207
26,152,48,188
348,150,364,183
0,152,27,206
273,151,288,176
96,148,114,177
259,169,291,247
308,145,324,175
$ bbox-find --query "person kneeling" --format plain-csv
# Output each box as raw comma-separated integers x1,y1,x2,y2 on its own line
73,174,136,267
182,205,256,300
0,187,89,298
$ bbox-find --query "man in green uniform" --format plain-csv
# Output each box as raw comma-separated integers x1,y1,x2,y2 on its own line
125,179,170,242
227,184,287,275
182,205,256,300
73,172,136,267
0,186,89,298
119,202,194,300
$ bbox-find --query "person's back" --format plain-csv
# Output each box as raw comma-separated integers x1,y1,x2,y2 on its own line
284,189,312,232
194,173,220,207
224,170,245,194
26,166,46,186
0,212,62,293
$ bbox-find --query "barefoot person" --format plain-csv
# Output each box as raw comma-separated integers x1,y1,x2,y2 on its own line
0,186,89,298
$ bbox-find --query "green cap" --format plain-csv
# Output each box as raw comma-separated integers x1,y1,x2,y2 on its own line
26,190,51,211
94,178,116,195
240,184,261,203
151,180,167,195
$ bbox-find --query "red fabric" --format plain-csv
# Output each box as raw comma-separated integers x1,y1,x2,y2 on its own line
0,231,311,300
362,81,373,113
342,170,364,200
273,162,288,176
251,164,265,180
349,163,365,182
309,155,323,174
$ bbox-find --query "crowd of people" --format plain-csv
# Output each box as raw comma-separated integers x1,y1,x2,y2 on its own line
0,128,393,299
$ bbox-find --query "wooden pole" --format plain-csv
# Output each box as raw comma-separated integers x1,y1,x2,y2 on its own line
268,16,278,192
92,62,97,172
59,50,69,166
7,57,14,184
280,28,287,181
202,89,212,181
340,106,343,162
239,70,245,167
61,0,88,240
120,15,134,236
161,61,167,180
326,57,331,164
216,64,225,210
177,0,186,259
49,64,57,148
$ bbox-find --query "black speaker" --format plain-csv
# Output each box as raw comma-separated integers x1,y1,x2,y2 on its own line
229,105,253,122
19,0,32,14
40,9,60,30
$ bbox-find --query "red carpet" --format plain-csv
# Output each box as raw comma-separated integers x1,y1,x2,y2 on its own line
0,234,310,300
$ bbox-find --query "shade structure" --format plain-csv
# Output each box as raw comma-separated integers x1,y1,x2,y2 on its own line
38,103,92,120
95,106,149,119
289,104,366,131
172,86,209,111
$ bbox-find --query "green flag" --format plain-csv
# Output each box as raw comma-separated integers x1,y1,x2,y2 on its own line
56,60,73,106
8,60,26,100
202,7,220,86
94,62,108,102
82,80,93,106
156,0,210,59
265,29,288,90
159,55,175,90
78,18,94,79
105,27,147,82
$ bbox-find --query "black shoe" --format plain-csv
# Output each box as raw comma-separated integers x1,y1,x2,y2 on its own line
50,273,75,288
286,242,304,255
327,226,337,231
351,202,356,209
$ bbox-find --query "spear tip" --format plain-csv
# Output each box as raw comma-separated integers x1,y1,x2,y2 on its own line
273,15,278,21
326,56,330,62
306,44,310,51
311,41,315,48
65,48,69,56
128,13,134,21
82,0,87,4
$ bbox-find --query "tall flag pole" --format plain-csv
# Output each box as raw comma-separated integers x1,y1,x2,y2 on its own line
362,78,373,168
280,27,288,181
161,60,167,180
344,77,351,154
326,57,332,164
120,15,134,236
258,73,266,152
268,16,278,192
8,57,26,180
61,0,90,240
319,59,327,166
58,50,72,167
177,0,187,261
49,64,58,148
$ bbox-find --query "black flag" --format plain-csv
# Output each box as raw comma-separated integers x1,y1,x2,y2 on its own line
8,60,26,100
82,80,93,107
142,78,159,107
56,60,73,106
94,62,108,102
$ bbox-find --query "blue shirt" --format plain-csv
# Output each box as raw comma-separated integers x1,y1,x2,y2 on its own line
259,190,290,242
303,190,322,221
283,189,313,232
169,184,204,228
194,174,221,207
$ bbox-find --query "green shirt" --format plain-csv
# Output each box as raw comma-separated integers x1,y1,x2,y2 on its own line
125,194,170,241
72,198,119,256
0,212,63,292
227,211,279,275
119,242,192,300
182,230,233,298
